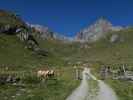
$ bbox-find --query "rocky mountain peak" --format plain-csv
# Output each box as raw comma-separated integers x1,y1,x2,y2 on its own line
95,17,112,26
75,17,122,42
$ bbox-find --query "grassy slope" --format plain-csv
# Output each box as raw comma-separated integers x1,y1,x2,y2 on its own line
0,10,81,100
0,23,133,100
0,34,80,100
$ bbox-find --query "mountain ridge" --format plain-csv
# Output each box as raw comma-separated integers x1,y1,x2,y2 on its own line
75,17,124,42
28,17,125,43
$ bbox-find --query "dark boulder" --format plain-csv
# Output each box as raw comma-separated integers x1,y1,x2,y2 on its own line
0,74,20,84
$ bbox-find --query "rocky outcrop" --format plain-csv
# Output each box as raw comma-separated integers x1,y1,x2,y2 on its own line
110,34,124,43
0,24,17,34
0,10,47,56
29,24,54,39
0,74,20,84
16,27,47,56
75,17,123,42
110,34,120,43
29,24,74,42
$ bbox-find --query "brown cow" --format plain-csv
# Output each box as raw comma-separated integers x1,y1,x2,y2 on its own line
37,69,55,79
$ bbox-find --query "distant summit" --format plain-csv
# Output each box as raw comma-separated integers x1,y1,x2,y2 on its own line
75,17,123,42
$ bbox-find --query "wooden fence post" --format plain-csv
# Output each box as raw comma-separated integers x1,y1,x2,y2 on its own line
74,66,82,80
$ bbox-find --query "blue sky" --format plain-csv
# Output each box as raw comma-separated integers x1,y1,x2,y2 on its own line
0,0,133,36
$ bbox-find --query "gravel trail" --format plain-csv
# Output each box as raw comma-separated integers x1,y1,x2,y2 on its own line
66,68,118,100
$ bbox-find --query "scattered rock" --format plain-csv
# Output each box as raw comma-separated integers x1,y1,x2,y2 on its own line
11,95,15,98
110,34,120,43
0,74,20,84
16,93,21,96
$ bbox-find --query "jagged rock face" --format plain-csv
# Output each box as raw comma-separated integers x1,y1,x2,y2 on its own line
0,25,17,34
110,34,124,43
75,18,123,42
16,28,29,41
29,24,74,42
29,24,54,39
110,34,120,43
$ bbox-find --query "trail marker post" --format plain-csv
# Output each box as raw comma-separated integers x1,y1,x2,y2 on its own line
74,66,82,80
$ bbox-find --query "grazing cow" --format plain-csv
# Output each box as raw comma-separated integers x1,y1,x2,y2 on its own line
37,69,55,80
48,70,54,77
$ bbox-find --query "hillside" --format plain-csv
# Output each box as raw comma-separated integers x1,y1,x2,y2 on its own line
0,10,133,100
0,9,25,27
1,26,133,100
0,10,81,100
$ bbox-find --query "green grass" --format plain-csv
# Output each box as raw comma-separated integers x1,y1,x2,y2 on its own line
0,67,80,100
0,34,81,100
0,27,133,100
91,63,133,100
106,80,133,100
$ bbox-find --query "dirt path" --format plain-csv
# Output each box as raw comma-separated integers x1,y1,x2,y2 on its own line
66,68,89,100
97,80,118,100
66,68,118,100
